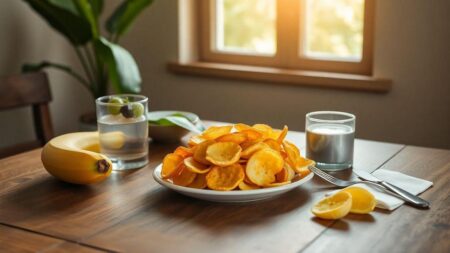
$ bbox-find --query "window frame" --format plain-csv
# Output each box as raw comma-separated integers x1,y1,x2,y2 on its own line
198,0,375,75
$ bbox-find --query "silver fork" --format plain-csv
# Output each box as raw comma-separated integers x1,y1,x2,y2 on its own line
309,166,386,190
309,166,426,207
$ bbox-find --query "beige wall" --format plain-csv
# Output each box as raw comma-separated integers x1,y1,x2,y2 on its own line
0,0,93,148
1,0,449,149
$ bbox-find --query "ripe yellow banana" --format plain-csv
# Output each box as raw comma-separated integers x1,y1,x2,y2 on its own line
41,132,112,184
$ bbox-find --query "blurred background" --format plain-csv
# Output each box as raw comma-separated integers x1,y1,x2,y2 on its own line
0,0,449,149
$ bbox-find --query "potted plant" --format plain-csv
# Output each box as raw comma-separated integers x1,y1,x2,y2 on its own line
21,0,154,128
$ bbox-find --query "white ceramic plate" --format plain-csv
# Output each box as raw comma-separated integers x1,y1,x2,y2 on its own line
152,164,314,203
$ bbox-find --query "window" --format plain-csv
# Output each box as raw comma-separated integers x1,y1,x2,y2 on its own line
199,0,374,75
172,0,390,92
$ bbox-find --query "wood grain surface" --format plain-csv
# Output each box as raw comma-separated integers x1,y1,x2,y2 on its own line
301,146,450,253
0,224,104,253
0,121,448,253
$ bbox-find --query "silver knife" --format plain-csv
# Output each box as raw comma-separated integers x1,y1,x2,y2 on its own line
354,170,430,208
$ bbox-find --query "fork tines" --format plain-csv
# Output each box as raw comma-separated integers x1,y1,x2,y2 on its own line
309,166,344,186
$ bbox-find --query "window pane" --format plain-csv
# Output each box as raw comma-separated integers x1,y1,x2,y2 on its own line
303,0,364,61
216,0,276,55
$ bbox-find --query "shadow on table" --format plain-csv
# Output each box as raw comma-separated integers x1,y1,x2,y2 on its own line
310,217,350,231
0,176,97,217
344,213,375,222
143,187,312,231
309,212,375,232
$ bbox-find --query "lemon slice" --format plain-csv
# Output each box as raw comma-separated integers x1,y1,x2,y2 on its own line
99,131,126,149
340,186,376,214
312,191,352,220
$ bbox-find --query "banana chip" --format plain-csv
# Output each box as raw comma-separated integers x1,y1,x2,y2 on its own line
275,164,289,182
193,140,215,165
187,173,207,189
216,132,247,144
161,123,314,191
162,153,184,179
184,157,211,174
206,142,242,166
280,151,288,160
286,163,296,181
282,140,301,167
241,142,270,159
240,129,263,142
276,125,288,143
172,164,197,186
240,140,258,150
202,125,233,140
276,162,296,182
263,138,281,152
188,135,206,147
246,149,284,186
294,158,315,178
269,129,282,140
238,180,260,190
174,146,193,158
234,123,252,132
252,124,273,138
206,164,245,191
243,175,255,185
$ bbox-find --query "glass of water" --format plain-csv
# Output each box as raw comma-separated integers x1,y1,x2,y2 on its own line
96,94,149,170
305,111,355,171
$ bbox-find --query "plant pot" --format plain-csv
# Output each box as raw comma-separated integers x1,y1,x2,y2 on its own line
79,111,97,131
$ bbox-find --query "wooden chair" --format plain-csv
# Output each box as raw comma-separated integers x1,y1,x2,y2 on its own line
0,72,54,158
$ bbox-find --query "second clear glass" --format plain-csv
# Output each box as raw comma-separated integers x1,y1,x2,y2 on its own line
96,94,149,170
305,111,355,171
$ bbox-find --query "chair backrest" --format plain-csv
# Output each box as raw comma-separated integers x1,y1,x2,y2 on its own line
0,72,54,158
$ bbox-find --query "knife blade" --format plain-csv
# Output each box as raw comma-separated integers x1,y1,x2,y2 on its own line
354,170,430,208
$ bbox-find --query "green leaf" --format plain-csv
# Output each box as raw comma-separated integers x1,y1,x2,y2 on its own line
148,118,175,126
21,61,91,90
22,0,92,45
147,114,202,133
148,112,203,133
106,0,154,37
89,0,103,17
164,116,202,134
94,37,141,94
72,0,99,38
48,0,78,14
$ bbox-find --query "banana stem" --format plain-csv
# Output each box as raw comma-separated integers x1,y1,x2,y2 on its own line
97,159,111,174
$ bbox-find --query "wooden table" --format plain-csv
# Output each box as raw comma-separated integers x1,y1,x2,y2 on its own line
1,121,449,253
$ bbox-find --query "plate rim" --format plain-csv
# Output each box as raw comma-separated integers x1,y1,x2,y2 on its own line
152,163,314,196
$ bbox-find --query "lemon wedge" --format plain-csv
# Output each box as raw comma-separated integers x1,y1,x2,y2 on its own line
312,191,352,220
99,131,126,150
340,186,376,214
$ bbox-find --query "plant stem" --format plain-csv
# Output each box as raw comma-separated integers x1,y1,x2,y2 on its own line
47,63,91,91
83,45,97,87
107,32,114,42
91,42,107,97
112,33,120,43
74,46,95,94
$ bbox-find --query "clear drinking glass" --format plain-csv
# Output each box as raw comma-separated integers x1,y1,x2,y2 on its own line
305,111,355,171
96,94,149,170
